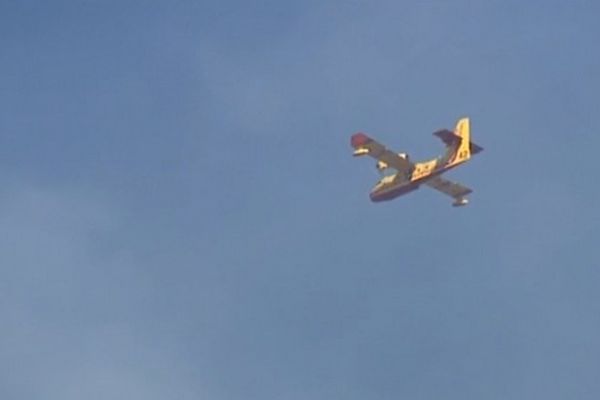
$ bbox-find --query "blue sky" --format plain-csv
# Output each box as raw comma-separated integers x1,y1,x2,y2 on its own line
2,1,600,399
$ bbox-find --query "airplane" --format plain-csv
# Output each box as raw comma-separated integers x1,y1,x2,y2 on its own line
351,117,483,206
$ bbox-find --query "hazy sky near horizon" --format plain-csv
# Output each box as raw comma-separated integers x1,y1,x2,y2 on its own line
2,1,600,399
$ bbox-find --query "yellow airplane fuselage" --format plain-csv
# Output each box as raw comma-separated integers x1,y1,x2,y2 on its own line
370,157,465,202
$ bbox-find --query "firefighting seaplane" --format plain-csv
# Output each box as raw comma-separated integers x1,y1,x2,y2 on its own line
351,117,483,206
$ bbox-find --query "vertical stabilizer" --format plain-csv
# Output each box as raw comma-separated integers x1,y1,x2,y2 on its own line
453,117,471,163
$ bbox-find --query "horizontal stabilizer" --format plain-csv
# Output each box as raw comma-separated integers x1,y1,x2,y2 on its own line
433,129,461,146
470,142,484,154
435,126,483,155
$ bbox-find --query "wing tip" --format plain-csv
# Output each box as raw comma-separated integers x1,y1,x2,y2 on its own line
351,132,372,148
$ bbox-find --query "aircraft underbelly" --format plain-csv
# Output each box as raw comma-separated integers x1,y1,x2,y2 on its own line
370,181,419,202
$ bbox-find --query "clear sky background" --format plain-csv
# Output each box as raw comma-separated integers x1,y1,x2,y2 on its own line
2,1,600,399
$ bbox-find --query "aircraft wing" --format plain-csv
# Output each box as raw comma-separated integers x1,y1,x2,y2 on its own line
425,175,472,199
351,133,411,172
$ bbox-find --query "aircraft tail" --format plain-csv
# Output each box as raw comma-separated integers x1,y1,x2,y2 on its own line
453,118,471,162
452,117,483,163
